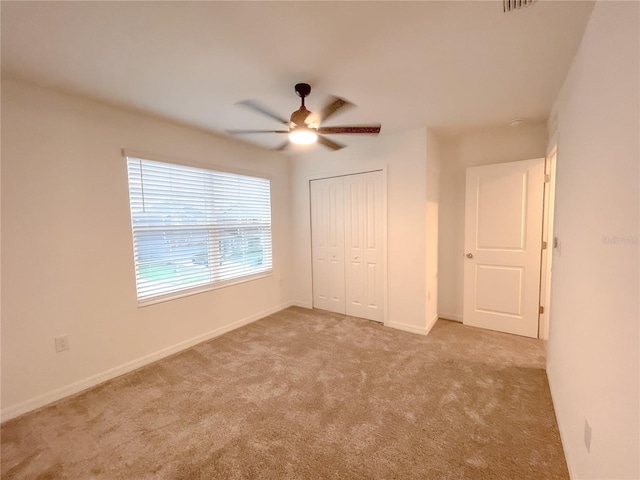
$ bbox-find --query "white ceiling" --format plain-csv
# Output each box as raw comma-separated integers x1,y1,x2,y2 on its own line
1,1,594,150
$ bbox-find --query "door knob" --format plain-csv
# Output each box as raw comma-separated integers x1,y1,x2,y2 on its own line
466,253,473,259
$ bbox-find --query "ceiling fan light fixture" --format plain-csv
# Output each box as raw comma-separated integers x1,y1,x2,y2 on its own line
229,83,380,151
289,127,318,145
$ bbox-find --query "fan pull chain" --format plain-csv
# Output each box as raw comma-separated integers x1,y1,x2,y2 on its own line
503,0,536,12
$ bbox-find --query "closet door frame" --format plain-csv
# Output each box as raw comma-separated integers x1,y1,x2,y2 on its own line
307,168,388,324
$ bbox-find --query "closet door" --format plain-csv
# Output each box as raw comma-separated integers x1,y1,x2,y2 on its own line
344,172,384,322
310,177,346,314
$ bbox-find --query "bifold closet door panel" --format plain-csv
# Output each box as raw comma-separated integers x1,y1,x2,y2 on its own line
310,177,346,314
344,172,384,322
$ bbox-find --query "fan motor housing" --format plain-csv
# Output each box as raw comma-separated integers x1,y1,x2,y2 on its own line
290,107,312,127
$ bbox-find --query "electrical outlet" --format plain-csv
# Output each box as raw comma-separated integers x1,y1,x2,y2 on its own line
584,419,592,452
55,335,70,353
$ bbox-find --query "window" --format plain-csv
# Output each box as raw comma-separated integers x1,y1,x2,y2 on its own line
125,156,272,304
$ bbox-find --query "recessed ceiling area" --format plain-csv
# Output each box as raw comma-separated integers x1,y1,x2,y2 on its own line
1,1,594,150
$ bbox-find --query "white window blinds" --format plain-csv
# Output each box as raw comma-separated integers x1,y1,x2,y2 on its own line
125,156,272,304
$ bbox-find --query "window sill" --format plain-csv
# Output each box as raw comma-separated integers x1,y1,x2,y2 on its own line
136,271,273,308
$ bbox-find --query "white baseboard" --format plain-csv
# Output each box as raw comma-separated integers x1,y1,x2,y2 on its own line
546,369,576,480
1,302,295,423
426,314,439,334
385,321,430,336
288,301,312,309
439,312,463,322
386,314,439,337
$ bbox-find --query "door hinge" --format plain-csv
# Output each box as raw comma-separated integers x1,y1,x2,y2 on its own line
539,305,544,314
544,174,551,183
542,241,547,250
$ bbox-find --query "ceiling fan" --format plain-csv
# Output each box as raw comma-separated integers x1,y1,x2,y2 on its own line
227,83,381,151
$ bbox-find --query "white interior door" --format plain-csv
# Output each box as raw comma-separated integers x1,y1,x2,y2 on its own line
310,177,345,314
344,172,384,322
463,158,545,338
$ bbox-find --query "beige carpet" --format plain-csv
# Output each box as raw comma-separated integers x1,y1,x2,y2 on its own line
1,307,568,479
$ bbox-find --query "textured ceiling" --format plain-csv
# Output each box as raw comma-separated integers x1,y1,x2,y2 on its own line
1,1,594,150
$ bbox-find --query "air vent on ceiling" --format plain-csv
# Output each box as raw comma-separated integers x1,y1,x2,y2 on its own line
503,0,536,13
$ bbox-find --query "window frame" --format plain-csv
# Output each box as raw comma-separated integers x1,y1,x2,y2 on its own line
123,150,274,307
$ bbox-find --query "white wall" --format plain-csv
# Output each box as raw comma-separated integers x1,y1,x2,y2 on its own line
437,123,548,321
1,79,292,419
289,129,437,334
425,130,441,329
546,2,639,478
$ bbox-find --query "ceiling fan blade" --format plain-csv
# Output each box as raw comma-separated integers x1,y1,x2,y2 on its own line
320,96,355,123
317,134,345,151
317,125,381,135
237,100,289,125
274,141,290,151
226,129,289,134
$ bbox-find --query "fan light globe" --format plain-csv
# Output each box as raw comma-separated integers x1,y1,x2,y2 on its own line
289,128,318,145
